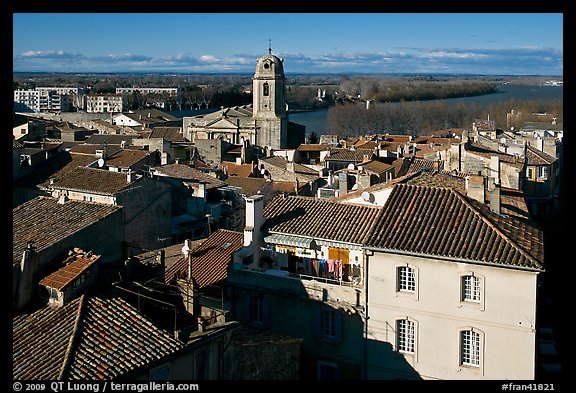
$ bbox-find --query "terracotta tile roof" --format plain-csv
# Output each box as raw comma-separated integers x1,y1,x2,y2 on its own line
264,195,382,245
13,296,84,380
15,151,97,189
467,142,524,167
130,108,180,122
430,128,466,138
13,140,25,149
413,136,459,145
399,170,466,192
296,143,332,152
51,166,133,195
164,229,243,288
361,160,393,175
293,163,321,175
68,144,122,156
407,157,443,173
259,156,288,169
380,135,411,143
272,180,308,194
39,252,101,291
325,148,375,162
104,148,153,168
525,145,557,165
13,197,122,267
84,134,138,145
225,177,270,196
13,295,185,380
153,164,226,189
221,162,254,178
149,127,185,142
366,184,544,270
260,156,319,175
354,140,379,150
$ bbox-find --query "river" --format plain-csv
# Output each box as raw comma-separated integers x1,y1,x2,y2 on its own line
168,84,563,136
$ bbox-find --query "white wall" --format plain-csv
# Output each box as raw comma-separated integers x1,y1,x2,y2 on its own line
366,251,538,380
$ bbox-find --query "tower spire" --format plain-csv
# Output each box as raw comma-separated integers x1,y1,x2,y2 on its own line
268,38,272,54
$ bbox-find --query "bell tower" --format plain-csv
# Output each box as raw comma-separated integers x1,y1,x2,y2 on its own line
252,44,288,150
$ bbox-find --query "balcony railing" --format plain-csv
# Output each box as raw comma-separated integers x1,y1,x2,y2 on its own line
241,265,360,288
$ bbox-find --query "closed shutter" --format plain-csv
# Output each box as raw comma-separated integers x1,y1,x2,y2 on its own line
313,308,322,338
334,310,343,343
328,247,349,264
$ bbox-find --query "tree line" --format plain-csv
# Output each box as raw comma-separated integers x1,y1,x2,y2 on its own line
327,99,563,138
338,76,498,103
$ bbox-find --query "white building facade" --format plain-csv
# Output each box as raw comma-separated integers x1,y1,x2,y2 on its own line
363,183,544,380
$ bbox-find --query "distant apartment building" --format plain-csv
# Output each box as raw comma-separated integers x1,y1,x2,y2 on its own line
14,87,83,113
116,87,180,96
86,94,126,113
36,86,86,96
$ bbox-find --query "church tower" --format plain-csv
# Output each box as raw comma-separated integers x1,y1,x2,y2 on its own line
252,46,288,150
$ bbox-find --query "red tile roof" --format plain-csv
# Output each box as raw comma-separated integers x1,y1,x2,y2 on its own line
39,252,101,291
296,143,332,152
325,148,375,162
50,166,134,195
225,176,270,196
13,197,122,268
221,162,254,178
525,145,557,165
153,163,226,190
366,184,544,270
264,195,382,245
164,229,243,288
104,149,152,168
13,295,184,380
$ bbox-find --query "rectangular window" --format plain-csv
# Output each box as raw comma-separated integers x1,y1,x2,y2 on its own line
397,319,415,354
538,166,548,179
462,275,481,302
398,266,415,292
527,167,534,179
461,330,480,366
322,309,336,338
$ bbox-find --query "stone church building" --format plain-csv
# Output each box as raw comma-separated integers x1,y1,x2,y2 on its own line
183,50,305,152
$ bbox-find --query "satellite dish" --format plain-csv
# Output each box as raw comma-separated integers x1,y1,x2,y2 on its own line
500,138,506,145
362,192,375,203
347,163,355,170
357,165,363,172
97,158,105,167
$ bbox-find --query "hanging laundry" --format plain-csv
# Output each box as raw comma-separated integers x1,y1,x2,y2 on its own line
312,259,319,276
327,259,335,273
303,258,311,275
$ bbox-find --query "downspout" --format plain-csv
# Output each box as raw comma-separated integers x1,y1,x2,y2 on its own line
363,248,372,380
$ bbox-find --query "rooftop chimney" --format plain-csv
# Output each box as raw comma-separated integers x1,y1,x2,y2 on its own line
465,174,485,203
127,170,135,183
58,194,69,205
244,195,264,266
490,185,501,214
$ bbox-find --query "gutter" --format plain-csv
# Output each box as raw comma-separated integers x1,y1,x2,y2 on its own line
363,246,544,273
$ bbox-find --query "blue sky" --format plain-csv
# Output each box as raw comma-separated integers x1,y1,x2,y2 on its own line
13,13,563,75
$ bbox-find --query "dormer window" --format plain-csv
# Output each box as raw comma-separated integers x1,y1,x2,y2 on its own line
263,82,269,96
